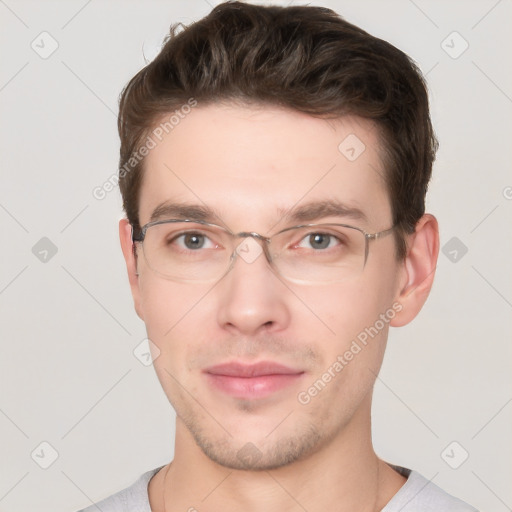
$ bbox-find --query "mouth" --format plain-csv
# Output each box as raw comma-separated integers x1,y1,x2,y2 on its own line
203,361,305,399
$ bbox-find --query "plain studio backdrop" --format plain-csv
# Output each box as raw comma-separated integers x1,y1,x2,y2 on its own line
0,1,511,511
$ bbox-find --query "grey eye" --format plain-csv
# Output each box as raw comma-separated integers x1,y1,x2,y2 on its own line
308,233,331,249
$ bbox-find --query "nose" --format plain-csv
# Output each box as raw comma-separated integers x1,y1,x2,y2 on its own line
215,236,291,336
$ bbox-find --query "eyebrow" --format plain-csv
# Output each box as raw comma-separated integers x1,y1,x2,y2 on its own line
149,202,216,223
278,200,368,224
148,199,368,226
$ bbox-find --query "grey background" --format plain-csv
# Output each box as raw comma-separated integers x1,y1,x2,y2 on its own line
1,0,511,511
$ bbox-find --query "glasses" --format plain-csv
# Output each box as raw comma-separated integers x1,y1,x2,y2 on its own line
132,219,395,284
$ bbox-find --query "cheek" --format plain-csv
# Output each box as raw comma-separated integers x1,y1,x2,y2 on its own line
138,277,212,363
298,274,398,398
139,279,211,406
303,278,396,344
140,276,205,328
298,284,393,413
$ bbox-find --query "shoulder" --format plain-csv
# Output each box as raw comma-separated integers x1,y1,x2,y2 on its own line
73,465,164,512
383,466,479,512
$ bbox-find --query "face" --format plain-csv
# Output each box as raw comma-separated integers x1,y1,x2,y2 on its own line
124,103,408,470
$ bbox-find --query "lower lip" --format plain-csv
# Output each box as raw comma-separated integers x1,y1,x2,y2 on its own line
205,373,304,399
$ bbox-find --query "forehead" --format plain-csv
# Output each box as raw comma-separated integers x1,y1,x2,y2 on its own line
138,103,391,231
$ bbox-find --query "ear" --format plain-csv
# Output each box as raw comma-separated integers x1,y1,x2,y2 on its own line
390,214,439,327
119,218,144,321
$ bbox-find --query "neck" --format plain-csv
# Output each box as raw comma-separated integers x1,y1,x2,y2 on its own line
151,394,406,512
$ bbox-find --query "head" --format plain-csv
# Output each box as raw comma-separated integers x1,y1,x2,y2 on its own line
118,2,439,470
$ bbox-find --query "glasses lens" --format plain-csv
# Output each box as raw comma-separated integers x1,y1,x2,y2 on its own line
140,221,367,283
141,222,231,281
270,224,366,283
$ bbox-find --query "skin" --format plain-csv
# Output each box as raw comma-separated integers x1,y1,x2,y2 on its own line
119,103,439,512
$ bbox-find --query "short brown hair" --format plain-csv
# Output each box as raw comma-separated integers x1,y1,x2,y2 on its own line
117,1,438,259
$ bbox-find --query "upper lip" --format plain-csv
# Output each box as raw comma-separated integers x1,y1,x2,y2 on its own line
204,361,304,378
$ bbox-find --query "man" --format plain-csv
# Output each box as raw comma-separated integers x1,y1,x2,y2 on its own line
78,1,478,510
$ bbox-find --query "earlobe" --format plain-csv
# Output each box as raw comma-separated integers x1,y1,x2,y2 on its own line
119,218,144,321
390,214,439,327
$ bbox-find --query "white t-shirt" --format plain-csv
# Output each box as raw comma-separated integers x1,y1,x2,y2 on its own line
75,464,479,512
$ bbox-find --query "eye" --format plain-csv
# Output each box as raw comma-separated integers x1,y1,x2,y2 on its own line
172,232,217,250
296,232,341,250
